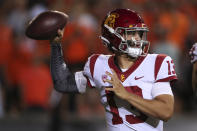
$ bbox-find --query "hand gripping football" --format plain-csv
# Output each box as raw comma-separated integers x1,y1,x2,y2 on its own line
25,10,68,40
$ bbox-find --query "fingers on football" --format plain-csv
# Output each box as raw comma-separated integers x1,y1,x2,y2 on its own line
57,29,63,37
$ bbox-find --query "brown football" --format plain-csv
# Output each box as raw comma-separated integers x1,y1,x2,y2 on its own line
25,10,68,40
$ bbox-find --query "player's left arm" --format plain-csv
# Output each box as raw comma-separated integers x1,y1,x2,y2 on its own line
104,69,174,122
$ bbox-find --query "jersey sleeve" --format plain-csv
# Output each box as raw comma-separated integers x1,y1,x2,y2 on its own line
152,82,173,98
155,54,177,82
83,54,100,88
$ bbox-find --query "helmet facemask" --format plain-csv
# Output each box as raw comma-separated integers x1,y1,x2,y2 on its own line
115,27,149,58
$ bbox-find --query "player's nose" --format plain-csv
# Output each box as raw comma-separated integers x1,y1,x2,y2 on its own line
134,33,141,41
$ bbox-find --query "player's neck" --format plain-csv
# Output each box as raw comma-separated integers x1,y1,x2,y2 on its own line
115,55,136,69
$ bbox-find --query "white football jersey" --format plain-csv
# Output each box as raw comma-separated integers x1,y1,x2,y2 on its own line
80,53,177,131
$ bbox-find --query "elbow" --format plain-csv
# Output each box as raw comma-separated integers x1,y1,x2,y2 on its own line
53,79,79,94
54,85,64,93
161,113,172,122
160,109,174,122
54,86,64,93
53,80,66,93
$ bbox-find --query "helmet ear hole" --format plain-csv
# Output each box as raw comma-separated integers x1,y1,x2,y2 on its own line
119,43,128,51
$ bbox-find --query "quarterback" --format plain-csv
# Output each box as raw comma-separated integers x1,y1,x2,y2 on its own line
50,9,177,131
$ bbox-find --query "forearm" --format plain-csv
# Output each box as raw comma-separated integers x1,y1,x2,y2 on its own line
50,43,79,93
123,93,174,122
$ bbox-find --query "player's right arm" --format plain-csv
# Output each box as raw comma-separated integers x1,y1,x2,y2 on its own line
50,29,87,93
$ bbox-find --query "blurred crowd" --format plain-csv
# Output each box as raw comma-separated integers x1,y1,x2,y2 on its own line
0,0,197,130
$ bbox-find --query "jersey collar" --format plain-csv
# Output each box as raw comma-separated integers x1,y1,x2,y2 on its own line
108,55,147,82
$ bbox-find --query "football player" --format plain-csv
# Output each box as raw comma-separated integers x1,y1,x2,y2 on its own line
50,9,177,131
189,43,197,97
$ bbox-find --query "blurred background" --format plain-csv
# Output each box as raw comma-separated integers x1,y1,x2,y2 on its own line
0,0,197,130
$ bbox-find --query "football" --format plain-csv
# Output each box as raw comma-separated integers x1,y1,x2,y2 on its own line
25,10,68,40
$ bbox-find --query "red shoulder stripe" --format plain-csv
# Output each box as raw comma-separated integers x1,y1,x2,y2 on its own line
90,54,100,78
154,54,167,80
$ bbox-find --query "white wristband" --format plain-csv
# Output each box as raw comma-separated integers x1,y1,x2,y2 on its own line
75,71,87,93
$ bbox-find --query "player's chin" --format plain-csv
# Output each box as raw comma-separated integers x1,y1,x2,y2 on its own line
122,53,137,60
126,52,139,60
113,50,138,62
127,55,137,60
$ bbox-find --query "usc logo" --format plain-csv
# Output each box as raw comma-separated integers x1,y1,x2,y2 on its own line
104,13,119,28
120,74,125,82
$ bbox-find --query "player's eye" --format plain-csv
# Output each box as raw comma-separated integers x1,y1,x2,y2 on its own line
127,31,143,38
127,31,136,35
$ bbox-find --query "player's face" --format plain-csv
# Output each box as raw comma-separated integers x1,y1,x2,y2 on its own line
123,31,143,47
125,31,141,39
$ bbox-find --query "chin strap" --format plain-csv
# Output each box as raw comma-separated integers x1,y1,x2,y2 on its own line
127,47,142,58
